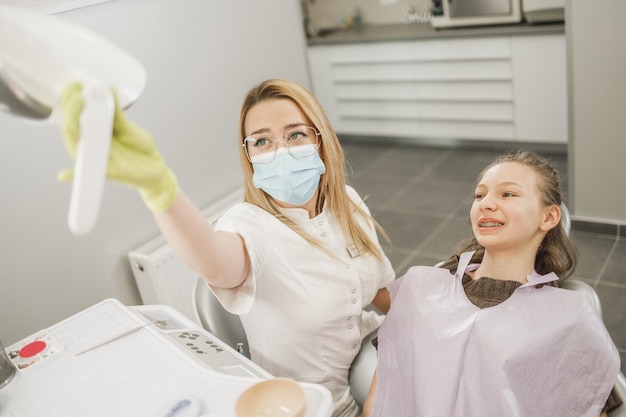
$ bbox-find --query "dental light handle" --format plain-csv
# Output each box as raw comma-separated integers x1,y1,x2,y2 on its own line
67,84,114,235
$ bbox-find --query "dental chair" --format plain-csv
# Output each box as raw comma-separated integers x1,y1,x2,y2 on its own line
192,278,250,358
558,280,626,416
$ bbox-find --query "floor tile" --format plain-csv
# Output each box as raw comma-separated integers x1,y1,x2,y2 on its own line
425,149,500,185
423,215,474,258
601,240,626,286
359,146,449,180
348,175,411,209
374,209,445,250
342,142,392,172
390,179,471,214
571,232,617,280
595,284,626,367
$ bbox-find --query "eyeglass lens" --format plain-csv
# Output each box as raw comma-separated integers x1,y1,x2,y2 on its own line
244,126,319,162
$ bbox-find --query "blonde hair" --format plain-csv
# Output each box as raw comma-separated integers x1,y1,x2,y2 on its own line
238,79,389,261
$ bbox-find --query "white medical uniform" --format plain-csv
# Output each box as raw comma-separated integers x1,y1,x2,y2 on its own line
211,185,395,417
373,251,620,417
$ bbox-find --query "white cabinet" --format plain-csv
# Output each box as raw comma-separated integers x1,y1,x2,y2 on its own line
510,35,567,142
307,34,567,144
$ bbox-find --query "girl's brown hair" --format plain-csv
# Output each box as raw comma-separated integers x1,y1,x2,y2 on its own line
441,149,577,280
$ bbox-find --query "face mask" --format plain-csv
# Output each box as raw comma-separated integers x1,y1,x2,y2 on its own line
251,145,326,206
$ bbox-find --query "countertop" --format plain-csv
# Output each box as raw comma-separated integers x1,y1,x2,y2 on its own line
307,21,564,46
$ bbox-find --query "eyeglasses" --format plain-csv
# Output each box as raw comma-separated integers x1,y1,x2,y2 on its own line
243,126,320,163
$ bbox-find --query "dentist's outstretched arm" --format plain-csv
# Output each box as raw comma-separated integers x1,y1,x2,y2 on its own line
59,83,249,288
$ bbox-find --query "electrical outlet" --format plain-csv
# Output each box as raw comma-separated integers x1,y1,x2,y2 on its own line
380,0,398,5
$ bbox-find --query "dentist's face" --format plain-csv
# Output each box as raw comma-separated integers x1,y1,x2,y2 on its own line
244,98,322,212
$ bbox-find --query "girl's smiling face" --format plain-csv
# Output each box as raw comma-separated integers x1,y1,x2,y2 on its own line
470,161,559,254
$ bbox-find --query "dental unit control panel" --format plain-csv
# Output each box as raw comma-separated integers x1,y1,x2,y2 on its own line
130,304,269,380
0,298,332,417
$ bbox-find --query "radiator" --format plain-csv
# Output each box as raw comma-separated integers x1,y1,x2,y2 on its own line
128,187,243,324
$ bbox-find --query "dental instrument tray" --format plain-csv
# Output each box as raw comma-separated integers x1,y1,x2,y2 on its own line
0,298,332,417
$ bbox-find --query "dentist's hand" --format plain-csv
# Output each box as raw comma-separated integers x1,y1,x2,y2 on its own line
58,82,179,211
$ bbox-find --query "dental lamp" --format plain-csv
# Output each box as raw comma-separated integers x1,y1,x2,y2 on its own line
0,4,146,235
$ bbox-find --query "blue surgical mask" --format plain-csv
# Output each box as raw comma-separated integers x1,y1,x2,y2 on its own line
251,145,326,206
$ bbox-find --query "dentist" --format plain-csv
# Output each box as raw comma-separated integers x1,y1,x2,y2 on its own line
59,79,395,417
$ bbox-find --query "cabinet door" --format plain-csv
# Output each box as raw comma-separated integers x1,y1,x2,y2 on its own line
511,34,567,143
308,34,566,144
308,45,342,128
309,38,516,142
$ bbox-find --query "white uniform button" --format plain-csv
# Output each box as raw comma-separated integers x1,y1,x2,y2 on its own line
353,344,358,349
351,289,356,294
346,265,351,269
349,324,354,329
318,221,324,226
352,299,357,304
321,232,327,237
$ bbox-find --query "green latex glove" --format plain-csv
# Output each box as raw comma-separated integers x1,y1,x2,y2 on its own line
58,82,179,212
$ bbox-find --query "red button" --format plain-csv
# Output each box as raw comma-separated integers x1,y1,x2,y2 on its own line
19,340,47,358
